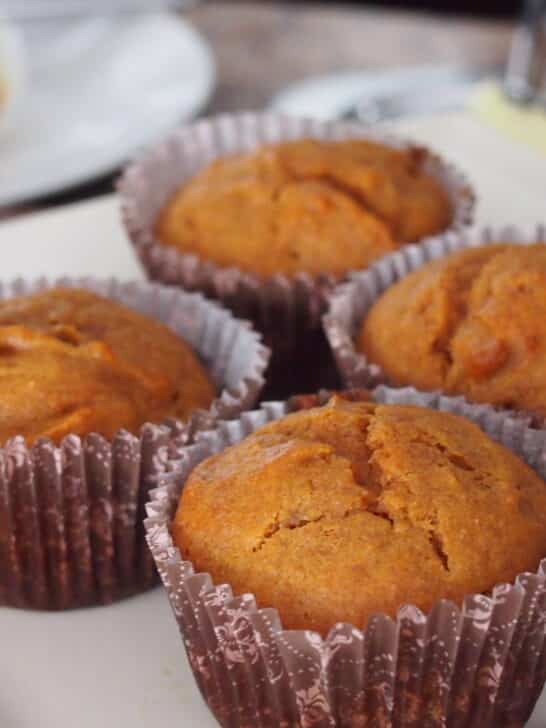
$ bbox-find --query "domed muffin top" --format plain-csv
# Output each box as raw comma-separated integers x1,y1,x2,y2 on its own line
173,395,546,635
0,287,214,444
156,139,452,278
359,243,546,417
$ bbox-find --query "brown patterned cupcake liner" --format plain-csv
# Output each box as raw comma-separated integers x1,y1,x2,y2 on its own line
0,276,269,610
323,224,546,426
145,386,546,727
118,112,475,396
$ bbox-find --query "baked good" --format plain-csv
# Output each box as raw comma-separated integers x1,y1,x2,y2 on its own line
0,287,214,444
359,243,546,417
155,139,452,278
173,395,546,634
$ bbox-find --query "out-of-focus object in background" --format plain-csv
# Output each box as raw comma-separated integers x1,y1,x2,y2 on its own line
271,65,492,120
0,18,26,137
469,80,546,154
0,12,215,208
0,0,196,21
273,0,546,156
504,0,546,102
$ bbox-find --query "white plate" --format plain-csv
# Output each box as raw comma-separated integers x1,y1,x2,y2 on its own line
272,65,481,121
1,113,546,727
0,13,215,207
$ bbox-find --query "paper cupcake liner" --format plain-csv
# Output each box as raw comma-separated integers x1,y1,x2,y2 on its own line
145,386,546,727
0,276,269,610
323,224,546,424
118,112,475,393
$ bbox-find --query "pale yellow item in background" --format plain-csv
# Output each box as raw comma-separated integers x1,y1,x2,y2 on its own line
469,81,546,156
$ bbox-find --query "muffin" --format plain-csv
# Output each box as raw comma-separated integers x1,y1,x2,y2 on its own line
358,242,546,418
172,395,546,635
155,139,452,278
120,113,473,399
0,278,269,610
0,287,214,445
148,388,546,727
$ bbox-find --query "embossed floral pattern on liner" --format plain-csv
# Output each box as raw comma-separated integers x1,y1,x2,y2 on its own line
0,276,269,610
145,387,546,727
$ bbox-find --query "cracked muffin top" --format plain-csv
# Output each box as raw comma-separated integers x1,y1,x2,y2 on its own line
359,243,546,418
155,139,452,278
0,287,215,445
173,395,546,634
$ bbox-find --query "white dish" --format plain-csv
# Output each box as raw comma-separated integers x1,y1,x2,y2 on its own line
0,12,215,207
1,112,546,727
272,65,484,121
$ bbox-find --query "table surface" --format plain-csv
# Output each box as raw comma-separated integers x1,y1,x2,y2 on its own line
0,1,513,221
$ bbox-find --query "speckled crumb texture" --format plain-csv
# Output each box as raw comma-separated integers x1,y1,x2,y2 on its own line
145,388,546,728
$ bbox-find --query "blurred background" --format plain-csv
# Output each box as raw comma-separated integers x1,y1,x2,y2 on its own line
0,0,543,218
312,0,519,14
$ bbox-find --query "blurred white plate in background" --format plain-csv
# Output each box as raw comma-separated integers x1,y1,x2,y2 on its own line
0,12,215,207
271,66,480,121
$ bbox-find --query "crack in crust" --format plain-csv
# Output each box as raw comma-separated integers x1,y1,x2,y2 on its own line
252,504,396,554
246,399,459,572
428,530,450,572
424,249,501,381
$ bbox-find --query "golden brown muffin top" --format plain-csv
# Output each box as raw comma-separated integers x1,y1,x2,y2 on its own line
359,243,546,417
156,139,452,278
173,396,546,635
0,288,215,445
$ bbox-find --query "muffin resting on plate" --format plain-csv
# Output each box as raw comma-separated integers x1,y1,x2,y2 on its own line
0,287,214,444
156,139,452,278
173,395,546,635
359,243,546,417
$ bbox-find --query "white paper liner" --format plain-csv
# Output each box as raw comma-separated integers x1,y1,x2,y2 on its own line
118,112,475,365
323,224,546,419
0,276,269,609
145,387,546,727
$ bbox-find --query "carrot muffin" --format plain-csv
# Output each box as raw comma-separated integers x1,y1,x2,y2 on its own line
359,243,546,417
0,287,214,444
155,139,452,278
173,395,546,635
